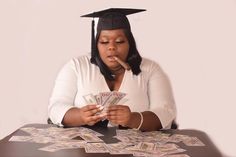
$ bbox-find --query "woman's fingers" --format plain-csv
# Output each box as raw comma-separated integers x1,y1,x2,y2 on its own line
87,116,102,126
107,105,130,116
81,104,99,111
107,105,131,126
80,104,131,125
84,112,107,125
81,105,103,116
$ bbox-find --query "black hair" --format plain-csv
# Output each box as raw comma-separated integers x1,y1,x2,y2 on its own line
90,29,142,81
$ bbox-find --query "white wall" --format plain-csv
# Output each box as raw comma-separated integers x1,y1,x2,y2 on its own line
0,0,235,156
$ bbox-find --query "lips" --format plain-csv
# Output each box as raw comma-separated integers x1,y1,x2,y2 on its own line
107,55,117,62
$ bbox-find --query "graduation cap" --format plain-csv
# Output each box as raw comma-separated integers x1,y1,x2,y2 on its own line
81,8,146,53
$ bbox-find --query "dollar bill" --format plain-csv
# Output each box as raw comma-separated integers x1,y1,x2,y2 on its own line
84,143,109,153
105,142,132,154
79,133,103,142
168,134,189,143
165,154,190,157
99,91,126,114
9,136,33,142
83,94,97,104
183,137,205,146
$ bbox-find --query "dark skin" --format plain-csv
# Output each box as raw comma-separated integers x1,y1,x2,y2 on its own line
62,29,163,131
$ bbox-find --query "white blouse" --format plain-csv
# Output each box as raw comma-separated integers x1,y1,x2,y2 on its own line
48,54,176,128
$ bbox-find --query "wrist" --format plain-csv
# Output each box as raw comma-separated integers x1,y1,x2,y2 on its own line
135,112,143,130
77,108,86,125
126,112,143,130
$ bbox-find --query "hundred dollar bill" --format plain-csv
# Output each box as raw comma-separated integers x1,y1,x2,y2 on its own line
79,133,103,142
166,154,190,157
103,92,126,108
85,143,109,153
183,137,205,146
95,94,102,106
137,142,155,152
105,142,132,154
9,136,33,142
100,92,112,106
83,93,97,104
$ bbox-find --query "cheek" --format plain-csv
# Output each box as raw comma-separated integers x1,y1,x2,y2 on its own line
120,45,129,58
97,45,105,57
126,45,130,54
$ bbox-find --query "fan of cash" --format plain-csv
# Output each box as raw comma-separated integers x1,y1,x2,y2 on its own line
83,91,128,115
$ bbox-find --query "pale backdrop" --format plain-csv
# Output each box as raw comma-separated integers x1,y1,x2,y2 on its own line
0,0,235,156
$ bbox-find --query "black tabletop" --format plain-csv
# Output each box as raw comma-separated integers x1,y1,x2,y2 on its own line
0,124,222,157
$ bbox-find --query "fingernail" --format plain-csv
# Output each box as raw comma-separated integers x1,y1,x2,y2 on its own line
99,106,104,110
100,113,107,117
96,105,101,108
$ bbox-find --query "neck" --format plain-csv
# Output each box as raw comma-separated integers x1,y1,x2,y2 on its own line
111,66,125,76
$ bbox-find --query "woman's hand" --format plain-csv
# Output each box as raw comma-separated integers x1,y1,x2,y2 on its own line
78,104,106,126
106,105,131,126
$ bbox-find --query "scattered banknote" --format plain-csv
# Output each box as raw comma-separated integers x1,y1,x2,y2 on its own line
39,144,61,152
183,136,205,146
9,125,205,156
39,141,86,152
105,142,132,154
168,134,190,143
9,136,33,142
79,133,103,142
136,142,156,152
155,143,186,155
165,154,190,157
84,143,109,153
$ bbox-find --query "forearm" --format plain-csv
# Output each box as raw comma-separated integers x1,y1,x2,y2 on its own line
62,108,84,127
126,111,162,131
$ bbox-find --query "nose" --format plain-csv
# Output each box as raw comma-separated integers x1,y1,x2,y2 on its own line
108,42,116,51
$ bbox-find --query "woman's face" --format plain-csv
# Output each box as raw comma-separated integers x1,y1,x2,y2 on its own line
97,29,129,70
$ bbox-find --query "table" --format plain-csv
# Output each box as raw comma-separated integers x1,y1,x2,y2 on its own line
0,124,222,157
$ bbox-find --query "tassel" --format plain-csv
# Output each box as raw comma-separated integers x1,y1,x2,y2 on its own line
90,17,96,63
91,18,96,53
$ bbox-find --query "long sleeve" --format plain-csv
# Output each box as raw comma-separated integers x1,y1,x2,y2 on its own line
48,59,78,126
147,61,177,129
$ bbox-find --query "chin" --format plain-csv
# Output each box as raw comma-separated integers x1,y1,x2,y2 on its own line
107,64,119,69
105,61,116,66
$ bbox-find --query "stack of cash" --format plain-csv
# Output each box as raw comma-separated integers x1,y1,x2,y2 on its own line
83,91,127,115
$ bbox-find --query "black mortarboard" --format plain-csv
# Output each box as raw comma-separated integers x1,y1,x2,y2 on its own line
81,8,146,53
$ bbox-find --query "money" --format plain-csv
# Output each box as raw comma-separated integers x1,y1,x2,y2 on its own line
168,134,189,143
83,94,97,104
183,137,205,146
83,91,127,116
100,91,126,114
39,141,86,152
79,133,103,142
39,144,61,152
114,129,202,156
165,154,190,157
85,143,109,153
155,143,186,155
9,136,32,142
105,142,132,154
137,142,155,152
9,124,205,156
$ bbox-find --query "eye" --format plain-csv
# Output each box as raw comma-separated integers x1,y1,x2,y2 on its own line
99,41,109,44
116,40,125,44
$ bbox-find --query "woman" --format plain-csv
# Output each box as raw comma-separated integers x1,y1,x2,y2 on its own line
48,8,176,131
